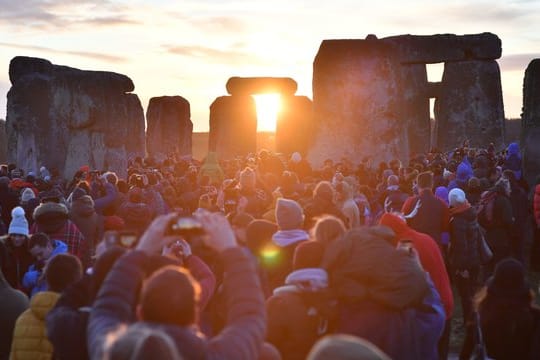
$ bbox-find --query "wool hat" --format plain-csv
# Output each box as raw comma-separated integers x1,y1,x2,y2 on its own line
290,152,302,163
307,334,391,360
448,188,466,207
275,198,304,230
293,240,324,270
71,187,87,202
9,206,29,236
239,167,256,189
21,188,36,203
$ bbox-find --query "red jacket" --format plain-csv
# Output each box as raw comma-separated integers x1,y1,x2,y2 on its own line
380,213,454,319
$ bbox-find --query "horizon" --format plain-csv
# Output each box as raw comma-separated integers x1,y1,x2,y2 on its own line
1,0,539,132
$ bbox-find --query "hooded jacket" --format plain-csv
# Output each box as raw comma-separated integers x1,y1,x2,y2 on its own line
379,213,454,319
9,291,60,360
0,272,29,360
69,195,103,257
22,240,68,297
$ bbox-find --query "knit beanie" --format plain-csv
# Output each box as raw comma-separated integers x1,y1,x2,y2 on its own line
275,198,304,230
21,188,36,203
72,187,87,202
448,188,466,207
9,206,29,236
239,167,256,190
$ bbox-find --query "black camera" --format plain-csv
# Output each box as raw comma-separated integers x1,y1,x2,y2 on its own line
169,217,205,238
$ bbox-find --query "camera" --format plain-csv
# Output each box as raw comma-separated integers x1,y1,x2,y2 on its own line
169,217,205,238
104,231,139,249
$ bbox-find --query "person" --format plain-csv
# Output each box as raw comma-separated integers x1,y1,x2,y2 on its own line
383,175,409,214
269,198,310,291
88,211,266,360
0,207,33,290
502,170,528,264
462,258,540,359
402,171,450,251
335,181,360,229
23,233,68,297
266,241,335,360
117,187,152,236
379,212,454,359
31,199,88,267
69,188,103,263
303,181,348,230
311,215,346,250
198,152,225,186
307,334,391,360
10,253,83,360
0,264,29,360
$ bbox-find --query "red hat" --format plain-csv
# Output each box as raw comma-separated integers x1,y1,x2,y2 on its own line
104,215,125,231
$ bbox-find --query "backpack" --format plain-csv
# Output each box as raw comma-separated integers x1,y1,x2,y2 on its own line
476,190,498,229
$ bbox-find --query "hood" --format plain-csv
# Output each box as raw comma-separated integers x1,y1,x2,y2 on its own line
272,229,309,247
71,195,96,217
434,186,449,205
30,291,60,320
379,213,408,239
507,142,520,156
456,162,472,182
34,202,69,221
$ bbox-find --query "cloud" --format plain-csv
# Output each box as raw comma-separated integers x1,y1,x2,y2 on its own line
499,53,540,71
0,0,138,30
0,42,128,63
164,44,267,65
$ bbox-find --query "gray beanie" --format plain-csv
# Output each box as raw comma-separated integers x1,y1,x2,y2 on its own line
275,198,304,230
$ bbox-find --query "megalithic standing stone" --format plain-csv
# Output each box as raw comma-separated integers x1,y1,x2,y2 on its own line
309,39,408,167
6,56,145,179
146,96,193,162
521,59,540,186
434,60,505,151
0,120,6,163
276,95,313,156
402,64,431,155
209,95,257,159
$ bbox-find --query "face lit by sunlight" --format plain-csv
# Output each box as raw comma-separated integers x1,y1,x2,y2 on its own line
254,94,281,132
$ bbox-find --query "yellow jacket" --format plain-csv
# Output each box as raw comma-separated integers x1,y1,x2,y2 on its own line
10,291,60,360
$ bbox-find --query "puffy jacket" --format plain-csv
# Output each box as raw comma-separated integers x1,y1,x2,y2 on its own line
449,207,481,270
10,291,60,360
23,240,68,297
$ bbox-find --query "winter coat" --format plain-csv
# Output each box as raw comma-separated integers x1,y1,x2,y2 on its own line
0,236,34,291
0,183,19,228
485,187,513,260
503,142,522,180
69,196,103,259
22,240,68,297
402,189,450,246
322,226,429,309
87,248,266,360
92,182,118,216
31,203,88,265
266,269,335,360
449,206,481,271
304,197,348,230
21,199,39,228
9,291,60,360
384,188,409,213
533,184,540,227
379,213,454,319
267,231,309,292
0,275,28,360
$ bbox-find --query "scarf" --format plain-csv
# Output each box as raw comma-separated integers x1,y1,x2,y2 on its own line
449,201,471,216
272,229,309,247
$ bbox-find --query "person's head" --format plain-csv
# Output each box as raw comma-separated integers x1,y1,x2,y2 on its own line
293,240,324,270
21,188,36,203
387,175,399,187
8,206,29,246
487,258,531,303
230,212,254,245
28,232,54,262
138,266,200,326
275,198,304,230
239,167,256,191
104,325,182,360
448,188,467,207
246,219,278,255
416,171,433,191
102,171,119,186
307,334,391,360
313,181,335,203
45,253,83,292
311,215,346,248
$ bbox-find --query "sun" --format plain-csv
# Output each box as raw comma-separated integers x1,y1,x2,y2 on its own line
254,94,281,132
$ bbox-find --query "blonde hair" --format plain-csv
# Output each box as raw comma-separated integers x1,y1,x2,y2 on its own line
311,215,346,248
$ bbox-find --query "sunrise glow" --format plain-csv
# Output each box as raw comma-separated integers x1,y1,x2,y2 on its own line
254,94,281,132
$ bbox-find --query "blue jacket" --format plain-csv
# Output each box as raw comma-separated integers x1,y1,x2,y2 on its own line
23,240,68,297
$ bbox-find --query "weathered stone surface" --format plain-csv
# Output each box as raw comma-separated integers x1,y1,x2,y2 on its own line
6,56,145,179
383,33,501,64
226,77,297,96
308,39,409,167
146,96,193,162
401,64,431,155
434,60,505,151
209,96,257,159
0,119,6,163
521,59,540,186
275,96,314,156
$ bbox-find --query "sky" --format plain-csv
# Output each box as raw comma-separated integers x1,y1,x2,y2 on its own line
0,0,539,132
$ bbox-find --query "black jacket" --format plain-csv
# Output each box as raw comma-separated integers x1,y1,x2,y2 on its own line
449,207,481,270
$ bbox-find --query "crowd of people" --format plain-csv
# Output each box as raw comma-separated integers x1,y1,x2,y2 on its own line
1,141,540,360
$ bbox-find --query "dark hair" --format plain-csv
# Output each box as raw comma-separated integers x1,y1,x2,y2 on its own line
46,253,83,292
140,266,200,326
28,232,52,249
